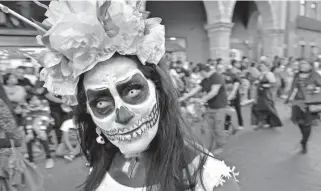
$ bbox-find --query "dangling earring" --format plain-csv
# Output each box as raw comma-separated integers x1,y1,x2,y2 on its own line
96,127,105,144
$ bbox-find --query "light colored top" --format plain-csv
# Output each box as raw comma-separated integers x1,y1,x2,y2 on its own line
60,119,77,132
96,155,238,191
259,72,276,83
4,85,27,103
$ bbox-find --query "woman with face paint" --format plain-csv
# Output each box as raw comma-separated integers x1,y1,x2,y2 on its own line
286,59,321,154
2,1,240,190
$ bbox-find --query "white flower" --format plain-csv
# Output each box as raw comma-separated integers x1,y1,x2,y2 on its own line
137,20,165,65
44,0,97,25
196,159,238,190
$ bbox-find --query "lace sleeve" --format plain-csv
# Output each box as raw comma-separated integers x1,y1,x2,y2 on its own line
0,99,23,142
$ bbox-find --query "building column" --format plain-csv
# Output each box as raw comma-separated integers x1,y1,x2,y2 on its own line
15,1,32,28
205,22,234,62
261,28,285,58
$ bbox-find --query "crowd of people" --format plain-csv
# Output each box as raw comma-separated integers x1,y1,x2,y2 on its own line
0,65,82,169
172,55,321,155
1,53,320,189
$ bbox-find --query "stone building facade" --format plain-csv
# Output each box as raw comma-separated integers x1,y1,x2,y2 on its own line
286,0,321,61
1,1,321,64
143,0,321,63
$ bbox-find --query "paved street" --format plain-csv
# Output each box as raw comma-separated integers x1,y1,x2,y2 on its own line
38,100,321,191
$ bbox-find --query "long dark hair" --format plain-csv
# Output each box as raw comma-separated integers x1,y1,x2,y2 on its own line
74,54,209,191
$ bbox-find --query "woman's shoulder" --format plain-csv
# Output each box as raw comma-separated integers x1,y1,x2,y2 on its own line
188,153,239,191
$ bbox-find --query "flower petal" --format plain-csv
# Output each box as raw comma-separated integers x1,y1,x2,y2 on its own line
37,50,63,68
137,23,165,64
60,58,73,76
42,66,79,97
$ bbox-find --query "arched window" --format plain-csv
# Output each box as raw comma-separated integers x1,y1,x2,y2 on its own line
300,0,307,16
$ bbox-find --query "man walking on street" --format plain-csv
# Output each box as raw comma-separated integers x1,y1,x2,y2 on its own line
179,63,228,155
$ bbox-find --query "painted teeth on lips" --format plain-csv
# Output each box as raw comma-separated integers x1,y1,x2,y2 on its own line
103,104,159,141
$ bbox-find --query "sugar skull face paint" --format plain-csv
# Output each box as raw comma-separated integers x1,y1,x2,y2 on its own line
83,57,159,156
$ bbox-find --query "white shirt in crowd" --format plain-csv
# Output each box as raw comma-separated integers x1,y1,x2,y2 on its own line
60,119,77,132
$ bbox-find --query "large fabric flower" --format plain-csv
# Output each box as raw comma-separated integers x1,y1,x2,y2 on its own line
46,13,107,77
103,0,145,53
40,66,79,98
31,0,166,106
43,0,97,26
137,18,165,64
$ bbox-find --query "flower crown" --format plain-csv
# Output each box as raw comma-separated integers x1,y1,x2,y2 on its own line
0,0,165,105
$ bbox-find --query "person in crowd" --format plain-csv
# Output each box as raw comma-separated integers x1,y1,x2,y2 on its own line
207,58,216,69
180,63,229,155
216,58,223,67
24,66,38,86
3,73,28,129
230,59,242,76
35,68,66,150
32,79,64,150
252,62,283,130
24,95,54,168
260,56,268,66
3,73,27,104
55,106,81,161
190,63,205,86
247,62,261,100
0,81,44,191
26,1,240,190
174,61,191,94
314,55,321,75
224,66,243,130
286,59,321,154
281,61,295,99
241,56,249,71
272,61,284,100
239,73,252,105
15,66,33,88
0,81,23,188
169,64,185,94
272,55,280,71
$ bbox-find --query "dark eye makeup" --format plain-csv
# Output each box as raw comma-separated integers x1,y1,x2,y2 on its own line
86,88,115,118
116,73,150,104
85,73,150,118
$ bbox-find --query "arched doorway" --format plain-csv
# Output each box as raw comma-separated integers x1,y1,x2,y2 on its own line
145,1,208,64
229,1,275,60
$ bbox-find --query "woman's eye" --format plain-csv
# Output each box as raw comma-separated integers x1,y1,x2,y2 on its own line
127,89,141,97
96,101,110,109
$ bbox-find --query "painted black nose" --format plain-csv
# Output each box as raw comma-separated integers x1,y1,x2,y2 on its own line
115,106,135,125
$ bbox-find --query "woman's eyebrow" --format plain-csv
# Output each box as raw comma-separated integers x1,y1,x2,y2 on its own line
115,72,141,86
116,73,145,90
86,88,112,102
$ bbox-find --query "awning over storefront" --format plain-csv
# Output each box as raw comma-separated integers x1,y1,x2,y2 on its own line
0,29,41,47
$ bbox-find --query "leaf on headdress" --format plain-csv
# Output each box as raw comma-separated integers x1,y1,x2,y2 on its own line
31,18,51,31
103,19,120,38
60,57,72,76
98,1,111,21
144,18,162,35
135,0,143,11
98,1,119,38
41,35,53,50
